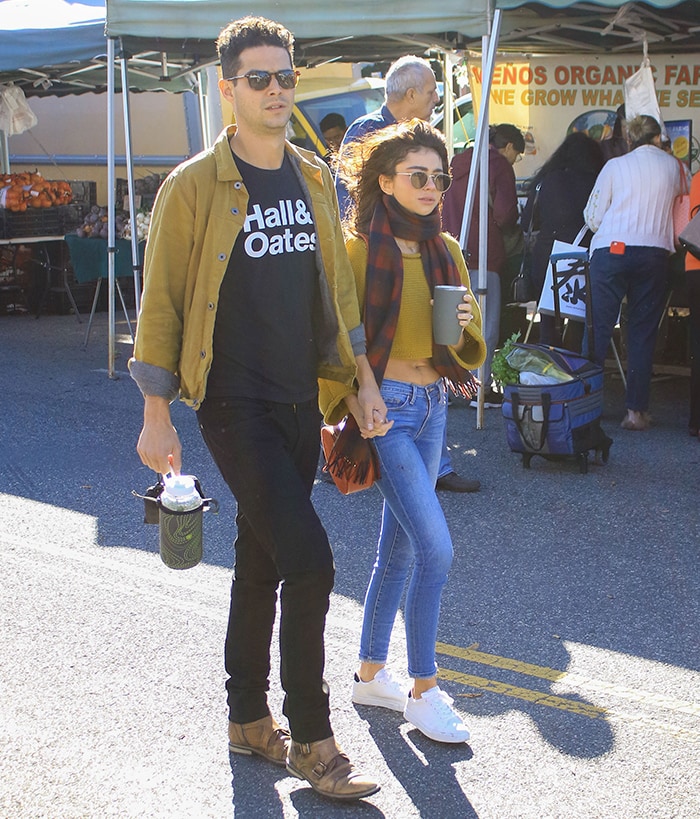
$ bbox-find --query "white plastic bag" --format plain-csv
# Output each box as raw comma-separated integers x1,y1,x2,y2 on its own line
624,56,667,139
519,371,567,386
0,83,38,135
538,226,589,322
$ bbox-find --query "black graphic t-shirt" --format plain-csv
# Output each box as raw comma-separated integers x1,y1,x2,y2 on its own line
207,153,319,403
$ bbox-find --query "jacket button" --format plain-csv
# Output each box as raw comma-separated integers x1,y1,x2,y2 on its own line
231,207,239,215
200,350,206,359
218,252,227,261
208,302,215,310
233,182,242,190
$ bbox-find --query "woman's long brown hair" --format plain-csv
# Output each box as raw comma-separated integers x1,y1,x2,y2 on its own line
337,118,449,236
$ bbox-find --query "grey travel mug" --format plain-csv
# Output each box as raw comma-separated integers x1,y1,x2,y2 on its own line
433,285,467,345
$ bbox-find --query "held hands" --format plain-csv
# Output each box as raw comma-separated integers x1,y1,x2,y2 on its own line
346,389,393,439
350,354,393,438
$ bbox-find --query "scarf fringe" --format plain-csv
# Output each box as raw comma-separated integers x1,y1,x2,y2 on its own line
444,373,480,400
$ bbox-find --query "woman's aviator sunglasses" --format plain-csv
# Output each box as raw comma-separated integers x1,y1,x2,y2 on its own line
225,69,300,91
394,171,452,193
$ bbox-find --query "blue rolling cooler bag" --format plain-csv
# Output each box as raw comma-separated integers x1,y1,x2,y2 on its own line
501,243,612,473
502,344,612,473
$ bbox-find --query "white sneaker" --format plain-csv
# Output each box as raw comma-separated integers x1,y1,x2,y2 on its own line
404,687,471,743
352,667,408,712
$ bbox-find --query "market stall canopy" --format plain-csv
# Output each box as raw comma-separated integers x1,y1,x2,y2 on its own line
492,1,700,55
0,0,106,72
0,0,201,96
105,0,490,43
105,0,700,61
2,1,698,98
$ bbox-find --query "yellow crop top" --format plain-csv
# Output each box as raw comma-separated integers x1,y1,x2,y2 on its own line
345,232,485,363
317,232,487,425
347,241,434,360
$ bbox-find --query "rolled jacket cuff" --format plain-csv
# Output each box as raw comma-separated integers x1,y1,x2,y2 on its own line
348,322,366,357
128,358,180,402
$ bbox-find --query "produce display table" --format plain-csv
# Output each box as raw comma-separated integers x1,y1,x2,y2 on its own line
62,235,144,346
63,235,145,283
0,235,76,317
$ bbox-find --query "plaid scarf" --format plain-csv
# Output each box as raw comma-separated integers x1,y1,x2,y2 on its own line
363,194,478,397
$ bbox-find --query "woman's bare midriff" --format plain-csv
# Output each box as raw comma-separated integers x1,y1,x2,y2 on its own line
384,358,440,386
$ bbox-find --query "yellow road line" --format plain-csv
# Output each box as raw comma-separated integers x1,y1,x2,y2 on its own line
437,667,608,719
436,642,700,717
436,642,700,740
437,642,568,682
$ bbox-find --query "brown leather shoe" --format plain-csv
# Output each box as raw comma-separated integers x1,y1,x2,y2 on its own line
286,736,380,801
228,715,290,766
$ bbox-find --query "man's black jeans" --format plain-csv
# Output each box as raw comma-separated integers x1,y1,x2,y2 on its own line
197,395,335,743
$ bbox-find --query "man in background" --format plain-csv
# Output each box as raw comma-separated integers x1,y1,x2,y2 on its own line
443,124,525,410
319,111,347,168
335,55,439,219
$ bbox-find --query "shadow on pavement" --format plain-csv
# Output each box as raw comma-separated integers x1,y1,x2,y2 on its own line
363,712,478,818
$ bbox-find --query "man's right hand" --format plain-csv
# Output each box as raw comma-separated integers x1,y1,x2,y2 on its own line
136,396,182,475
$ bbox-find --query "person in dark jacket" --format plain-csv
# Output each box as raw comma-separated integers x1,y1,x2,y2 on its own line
442,123,524,407
520,132,604,347
600,104,628,163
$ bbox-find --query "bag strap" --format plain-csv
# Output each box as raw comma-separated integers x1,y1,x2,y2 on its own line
573,224,589,247
513,183,542,287
524,182,541,239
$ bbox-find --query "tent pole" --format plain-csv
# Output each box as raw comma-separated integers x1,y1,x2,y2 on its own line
119,39,142,320
476,34,491,429
441,50,454,161
0,129,9,174
107,37,116,379
455,9,502,427
457,11,501,249
197,69,210,148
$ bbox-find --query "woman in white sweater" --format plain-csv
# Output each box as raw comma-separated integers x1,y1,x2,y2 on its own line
584,115,684,430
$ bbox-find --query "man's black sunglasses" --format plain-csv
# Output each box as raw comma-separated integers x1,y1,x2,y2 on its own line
225,70,300,91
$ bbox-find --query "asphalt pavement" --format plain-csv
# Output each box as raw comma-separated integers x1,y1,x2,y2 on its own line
1,311,698,819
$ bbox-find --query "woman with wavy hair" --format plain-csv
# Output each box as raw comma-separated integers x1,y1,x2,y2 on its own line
320,119,486,743
522,131,604,347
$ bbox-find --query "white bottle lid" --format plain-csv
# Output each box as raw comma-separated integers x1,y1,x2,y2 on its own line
161,474,200,511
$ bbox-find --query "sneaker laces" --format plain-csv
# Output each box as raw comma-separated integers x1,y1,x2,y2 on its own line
423,688,462,725
375,667,403,691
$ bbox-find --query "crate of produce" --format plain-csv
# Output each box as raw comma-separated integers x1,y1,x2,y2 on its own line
60,203,86,233
0,207,64,239
69,181,97,207
116,173,164,211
